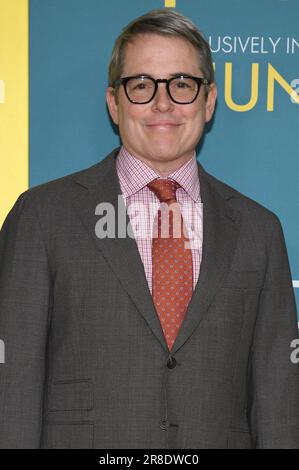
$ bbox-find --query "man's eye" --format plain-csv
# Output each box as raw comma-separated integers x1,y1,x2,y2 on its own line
132,81,153,91
134,83,147,90
176,81,190,88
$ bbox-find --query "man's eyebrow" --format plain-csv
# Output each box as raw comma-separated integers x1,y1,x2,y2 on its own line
124,73,153,78
129,72,193,78
169,72,192,77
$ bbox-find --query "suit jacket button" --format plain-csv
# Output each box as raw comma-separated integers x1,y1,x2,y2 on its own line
167,356,177,369
160,419,168,430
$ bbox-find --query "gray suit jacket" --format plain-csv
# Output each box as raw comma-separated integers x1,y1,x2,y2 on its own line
0,148,299,448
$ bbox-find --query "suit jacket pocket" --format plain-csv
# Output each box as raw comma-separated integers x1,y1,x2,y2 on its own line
48,379,93,411
227,428,253,449
42,422,94,449
222,269,265,289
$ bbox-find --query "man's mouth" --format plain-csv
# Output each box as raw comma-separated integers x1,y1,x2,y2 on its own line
146,122,181,128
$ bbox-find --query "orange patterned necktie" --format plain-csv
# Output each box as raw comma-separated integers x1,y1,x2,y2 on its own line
147,178,193,351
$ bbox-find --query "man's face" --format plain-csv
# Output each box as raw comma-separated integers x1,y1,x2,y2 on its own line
106,34,217,172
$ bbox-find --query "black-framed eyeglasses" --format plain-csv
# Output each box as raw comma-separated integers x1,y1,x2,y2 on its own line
113,74,210,104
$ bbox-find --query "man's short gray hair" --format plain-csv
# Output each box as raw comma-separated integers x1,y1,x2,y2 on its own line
108,9,215,92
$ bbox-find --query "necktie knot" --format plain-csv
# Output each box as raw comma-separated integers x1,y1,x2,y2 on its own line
147,178,180,204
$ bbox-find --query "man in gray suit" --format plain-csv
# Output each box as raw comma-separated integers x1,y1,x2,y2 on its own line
0,9,299,449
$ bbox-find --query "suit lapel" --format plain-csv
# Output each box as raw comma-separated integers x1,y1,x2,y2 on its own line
171,163,242,353
73,149,168,350
72,150,242,354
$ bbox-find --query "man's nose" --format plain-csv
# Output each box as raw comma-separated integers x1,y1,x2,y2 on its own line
151,83,174,111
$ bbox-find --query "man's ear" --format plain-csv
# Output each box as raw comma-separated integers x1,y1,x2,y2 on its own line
205,83,217,123
106,87,119,125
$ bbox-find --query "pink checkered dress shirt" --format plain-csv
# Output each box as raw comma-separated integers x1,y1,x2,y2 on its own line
116,146,203,293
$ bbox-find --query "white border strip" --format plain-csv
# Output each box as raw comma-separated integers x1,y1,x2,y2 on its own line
293,280,299,288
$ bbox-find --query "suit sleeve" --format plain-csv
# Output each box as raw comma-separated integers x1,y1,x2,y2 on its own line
248,214,299,448
0,191,52,448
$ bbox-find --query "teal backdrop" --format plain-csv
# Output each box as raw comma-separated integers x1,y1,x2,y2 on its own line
29,0,299,320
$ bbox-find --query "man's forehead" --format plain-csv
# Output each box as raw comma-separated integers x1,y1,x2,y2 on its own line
121,33,202,74
124,33,195,52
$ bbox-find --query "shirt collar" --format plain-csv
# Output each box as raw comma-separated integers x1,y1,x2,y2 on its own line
116,145,200,202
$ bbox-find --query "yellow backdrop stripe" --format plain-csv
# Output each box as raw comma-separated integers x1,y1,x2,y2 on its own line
165,0,176,7
0,0,28,228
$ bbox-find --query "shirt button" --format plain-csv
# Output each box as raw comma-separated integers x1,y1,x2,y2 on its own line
167,356,177,369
